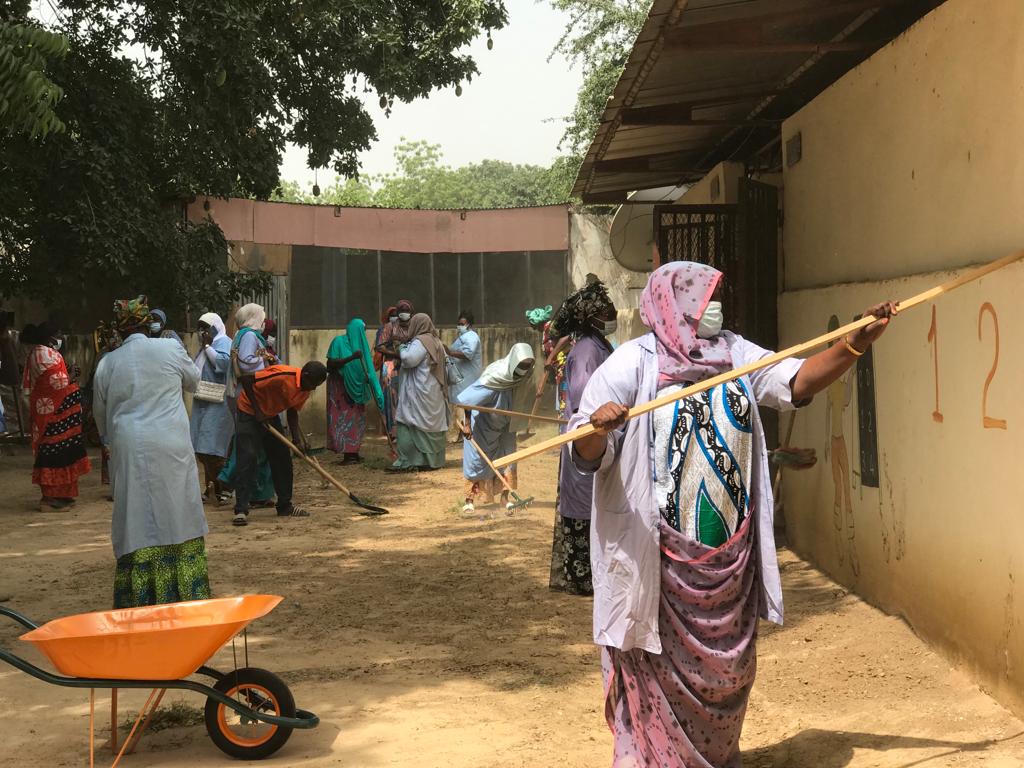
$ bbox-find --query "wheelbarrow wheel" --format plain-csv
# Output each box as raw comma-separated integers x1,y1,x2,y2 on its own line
204,667,295,760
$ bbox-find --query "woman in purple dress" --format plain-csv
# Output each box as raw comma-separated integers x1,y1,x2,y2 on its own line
570,262,896,767
548,279,617,596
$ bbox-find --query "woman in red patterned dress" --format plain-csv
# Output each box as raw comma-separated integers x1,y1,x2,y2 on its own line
21,322,91,510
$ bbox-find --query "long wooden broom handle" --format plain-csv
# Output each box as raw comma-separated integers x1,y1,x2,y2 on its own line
493,249,1024,471
264,423,355,497
453,402,567,424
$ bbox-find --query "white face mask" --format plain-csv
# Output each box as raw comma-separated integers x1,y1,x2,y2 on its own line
697,301,723,339
457,324,468,335
149,322,162,335
53,338,63,351
398,312,411,322
389,316,398,325
597,318,617,337
266,335,276,347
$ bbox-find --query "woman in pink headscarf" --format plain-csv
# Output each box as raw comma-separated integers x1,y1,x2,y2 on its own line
568,262,896,767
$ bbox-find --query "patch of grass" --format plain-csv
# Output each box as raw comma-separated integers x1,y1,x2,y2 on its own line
120,701,204,733
361,455,392,471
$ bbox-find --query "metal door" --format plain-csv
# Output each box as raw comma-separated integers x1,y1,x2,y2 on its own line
653,183,778,349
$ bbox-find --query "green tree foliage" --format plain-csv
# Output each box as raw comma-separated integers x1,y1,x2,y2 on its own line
0,18,68,138
274,139,569,209
0,0,506,319
549,0,650,171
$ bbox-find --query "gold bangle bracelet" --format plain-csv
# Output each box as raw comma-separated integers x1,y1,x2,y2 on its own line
843,336,865,357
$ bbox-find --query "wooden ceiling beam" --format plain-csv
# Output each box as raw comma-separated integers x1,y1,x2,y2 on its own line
667,0,900,38
664,0,899,53
593,152,706,174
665,39,878,53
580,191,630,205
620,107,781,127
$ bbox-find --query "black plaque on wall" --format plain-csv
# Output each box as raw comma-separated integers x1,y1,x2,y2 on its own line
855,325,880,488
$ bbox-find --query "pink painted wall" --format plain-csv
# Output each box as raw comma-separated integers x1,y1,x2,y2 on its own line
188,199,570,253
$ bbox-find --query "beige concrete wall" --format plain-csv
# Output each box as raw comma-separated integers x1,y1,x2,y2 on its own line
781,0,1024,290
778,0,1024,715
675,161,744,205
779,261,1024,713
568,212,650,311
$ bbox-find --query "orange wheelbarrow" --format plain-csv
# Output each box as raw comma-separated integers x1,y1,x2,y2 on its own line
0,595,318,764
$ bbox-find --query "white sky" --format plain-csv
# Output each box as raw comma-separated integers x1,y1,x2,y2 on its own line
279,0,584,185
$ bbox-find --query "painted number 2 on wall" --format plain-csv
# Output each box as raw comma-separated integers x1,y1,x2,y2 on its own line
927,303,1008,430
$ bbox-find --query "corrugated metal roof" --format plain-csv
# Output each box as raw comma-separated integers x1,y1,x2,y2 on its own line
573,0,944,203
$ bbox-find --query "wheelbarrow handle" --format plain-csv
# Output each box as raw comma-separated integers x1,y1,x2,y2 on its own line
0,605,40,630
0,648,320,730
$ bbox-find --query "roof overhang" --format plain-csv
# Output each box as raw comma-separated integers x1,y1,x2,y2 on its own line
573,0,944,204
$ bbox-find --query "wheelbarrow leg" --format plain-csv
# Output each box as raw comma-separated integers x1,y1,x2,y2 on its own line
90,688,95,768
111,688,159,768
125,688,166,755
108,688,118,753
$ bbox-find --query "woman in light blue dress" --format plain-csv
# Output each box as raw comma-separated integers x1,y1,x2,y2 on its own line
457,342,536,513
189,312,234,503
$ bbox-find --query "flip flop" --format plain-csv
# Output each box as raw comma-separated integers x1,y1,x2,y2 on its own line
232,512,248,526
277,505,310,518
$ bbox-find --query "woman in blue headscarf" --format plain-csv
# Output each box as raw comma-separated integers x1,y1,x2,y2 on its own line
327,318,385,464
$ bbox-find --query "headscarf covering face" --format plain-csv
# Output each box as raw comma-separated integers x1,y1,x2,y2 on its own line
551,280,614,338
640,262,732,386
524,305,553,327
197,311,227,340
114,295,151,333
405,313,447,395
195,311,228,370
327,318,385,410
392,299,416,343
235,303,266,332
478,342,536,390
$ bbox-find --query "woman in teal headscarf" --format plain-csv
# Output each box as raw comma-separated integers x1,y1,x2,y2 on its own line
327,318,386,464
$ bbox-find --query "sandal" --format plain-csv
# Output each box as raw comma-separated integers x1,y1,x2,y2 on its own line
39,498,71,512
232,512,249,526
277,505,310,518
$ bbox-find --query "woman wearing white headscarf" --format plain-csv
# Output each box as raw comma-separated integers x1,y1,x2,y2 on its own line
219,303,277,506
228,303,272,399
457,342,536,513
189,312,233,502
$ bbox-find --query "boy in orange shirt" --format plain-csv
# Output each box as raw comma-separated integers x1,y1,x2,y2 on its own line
234,361,328,526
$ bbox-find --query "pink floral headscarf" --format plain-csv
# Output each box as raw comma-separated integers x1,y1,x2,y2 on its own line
640,262,733,386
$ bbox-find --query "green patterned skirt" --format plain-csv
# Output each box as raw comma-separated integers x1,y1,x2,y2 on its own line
391,423,447,470
113,537,212,609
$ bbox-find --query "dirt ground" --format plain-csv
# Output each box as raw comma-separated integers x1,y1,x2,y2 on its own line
2,431,1024,768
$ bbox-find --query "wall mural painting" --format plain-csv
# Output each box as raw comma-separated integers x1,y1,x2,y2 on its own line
826,314,860,577
879,452,906,564
854,313,880,488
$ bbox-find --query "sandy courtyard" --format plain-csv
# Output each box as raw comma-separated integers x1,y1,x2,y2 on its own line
1,433,1023,767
